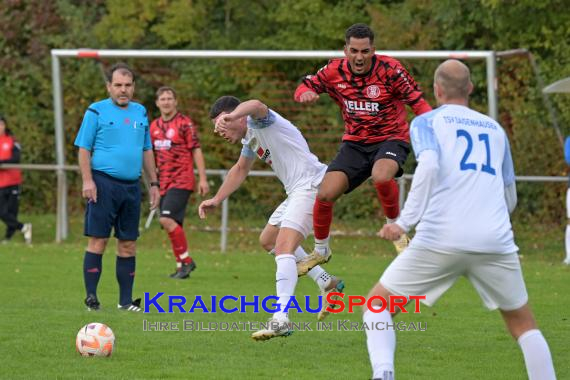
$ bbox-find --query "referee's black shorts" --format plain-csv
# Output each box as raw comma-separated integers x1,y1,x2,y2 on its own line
327,140,410,194
84,170,141,240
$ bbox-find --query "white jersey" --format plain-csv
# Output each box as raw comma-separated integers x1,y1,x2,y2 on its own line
403,104,517,254
241,109,326,194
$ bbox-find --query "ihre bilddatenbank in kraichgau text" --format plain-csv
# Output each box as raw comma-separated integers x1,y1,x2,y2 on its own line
142,319,427,332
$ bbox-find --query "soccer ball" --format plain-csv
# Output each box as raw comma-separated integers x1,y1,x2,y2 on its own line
76,322,115,357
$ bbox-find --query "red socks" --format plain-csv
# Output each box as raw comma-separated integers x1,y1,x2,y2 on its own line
313,199,334,240
168,225,192,264
313,180,399,238
374,179,400,219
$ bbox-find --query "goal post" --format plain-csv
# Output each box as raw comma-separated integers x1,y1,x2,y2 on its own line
50,49,498,244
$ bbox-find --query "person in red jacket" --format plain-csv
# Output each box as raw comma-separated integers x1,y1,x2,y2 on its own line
0,115,31,244
294,23,431,268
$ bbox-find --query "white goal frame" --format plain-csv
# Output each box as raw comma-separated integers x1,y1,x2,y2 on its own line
50,49,498,244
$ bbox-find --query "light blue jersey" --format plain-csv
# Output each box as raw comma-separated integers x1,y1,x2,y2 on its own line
74,98,151,181
408,104,517,254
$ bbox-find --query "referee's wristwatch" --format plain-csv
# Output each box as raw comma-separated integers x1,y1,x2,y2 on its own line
150,181,160,187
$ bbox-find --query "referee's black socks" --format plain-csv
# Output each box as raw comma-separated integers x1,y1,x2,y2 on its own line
116,256,136,306
83,251,102,297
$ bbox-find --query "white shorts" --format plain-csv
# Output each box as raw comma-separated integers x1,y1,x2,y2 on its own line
380,247,528,311
267,187,317,238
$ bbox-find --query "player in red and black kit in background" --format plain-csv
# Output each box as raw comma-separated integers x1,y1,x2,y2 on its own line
294,23,431,269
0,114,32,244
151,87,209,279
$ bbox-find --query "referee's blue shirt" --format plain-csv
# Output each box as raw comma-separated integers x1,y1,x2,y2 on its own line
75,98,151,181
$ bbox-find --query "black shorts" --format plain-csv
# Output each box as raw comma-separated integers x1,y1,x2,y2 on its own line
327,140,410,194
84,171,141,240
159,188,192,226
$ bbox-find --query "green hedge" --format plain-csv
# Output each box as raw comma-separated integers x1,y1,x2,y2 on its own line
1,0,569,223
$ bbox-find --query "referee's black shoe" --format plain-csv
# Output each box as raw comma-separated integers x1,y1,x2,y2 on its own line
85,294,100,311
117,298,142,312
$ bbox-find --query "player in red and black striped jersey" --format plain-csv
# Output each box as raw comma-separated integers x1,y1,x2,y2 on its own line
151,87,209,279
294,23,431,261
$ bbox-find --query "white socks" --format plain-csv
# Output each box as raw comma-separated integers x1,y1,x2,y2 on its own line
310,269,332,290
518,329,556,380
363,308,556,380
274,254,297,321
314,237,330,255
364,307,395,379
293,246,308,262
294,246,332,290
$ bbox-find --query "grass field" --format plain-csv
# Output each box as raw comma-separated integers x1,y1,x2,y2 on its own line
0,214,569,379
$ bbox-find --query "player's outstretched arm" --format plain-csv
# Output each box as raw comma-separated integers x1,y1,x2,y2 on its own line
197,198,219,219
198,156,254,219
388,116,440,234
215,100,269,133
224,100,268,122
379,223,405,241
379,149,439,241
502,136,517,214
394,149,439,233
294,83,319,104
391,60,431,115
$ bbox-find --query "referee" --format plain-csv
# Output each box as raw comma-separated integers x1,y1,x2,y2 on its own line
74,63,160,312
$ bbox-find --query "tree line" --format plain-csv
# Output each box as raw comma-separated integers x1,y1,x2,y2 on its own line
0,0,569,222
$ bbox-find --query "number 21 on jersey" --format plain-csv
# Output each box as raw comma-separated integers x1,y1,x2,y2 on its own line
456,129,496,175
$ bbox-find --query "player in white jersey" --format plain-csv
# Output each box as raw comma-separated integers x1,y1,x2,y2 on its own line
198,96,345,341
363,60,556,380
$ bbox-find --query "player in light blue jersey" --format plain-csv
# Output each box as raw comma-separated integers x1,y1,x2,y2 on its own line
363,60,556,380
74,63,160,313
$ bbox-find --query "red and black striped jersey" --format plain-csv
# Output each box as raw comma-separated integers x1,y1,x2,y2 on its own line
150,113,200,195
295,55,431,144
